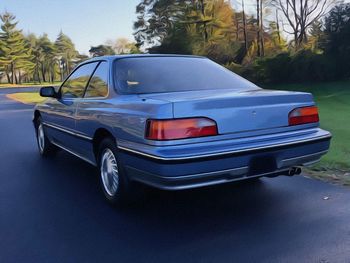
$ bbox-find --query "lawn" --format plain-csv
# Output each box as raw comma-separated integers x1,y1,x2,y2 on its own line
6,92,46,104
0,82,61,88
269,80,350,170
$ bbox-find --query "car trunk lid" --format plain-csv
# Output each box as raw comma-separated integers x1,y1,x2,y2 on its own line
139,89,315,134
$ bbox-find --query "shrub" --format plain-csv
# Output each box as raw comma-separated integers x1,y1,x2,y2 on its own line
231,51,339,85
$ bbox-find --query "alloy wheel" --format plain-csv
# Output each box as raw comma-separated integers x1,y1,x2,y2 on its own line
100,148,119,196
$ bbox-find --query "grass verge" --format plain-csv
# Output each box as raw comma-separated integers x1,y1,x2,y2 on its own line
0,82,61,88
6,92,46,104
269,80,350,184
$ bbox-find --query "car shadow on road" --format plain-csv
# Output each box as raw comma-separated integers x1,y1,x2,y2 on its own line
35,149,286,231
6,141,342,262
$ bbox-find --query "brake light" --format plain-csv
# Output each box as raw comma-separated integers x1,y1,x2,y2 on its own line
288,106,319,126
146,118,218,140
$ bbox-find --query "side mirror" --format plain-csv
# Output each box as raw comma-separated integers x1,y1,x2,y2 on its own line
40,86,57,98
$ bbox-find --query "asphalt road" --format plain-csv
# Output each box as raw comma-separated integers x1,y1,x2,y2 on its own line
1,88,350,263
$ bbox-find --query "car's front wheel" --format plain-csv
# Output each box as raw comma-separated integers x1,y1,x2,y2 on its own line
98,138,131,205
35,118,57,156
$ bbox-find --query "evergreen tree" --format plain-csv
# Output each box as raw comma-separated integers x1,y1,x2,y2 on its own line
307,20,324,52
0,12,32,84
89,45,115,57
26,33,42,82
55,31,78,79
38,34,57,82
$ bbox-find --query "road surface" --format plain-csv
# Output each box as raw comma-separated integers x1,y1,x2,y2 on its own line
1,88,350,263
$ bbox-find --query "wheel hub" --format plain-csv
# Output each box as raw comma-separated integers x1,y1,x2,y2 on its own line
37,124,45,153
100,148,119,196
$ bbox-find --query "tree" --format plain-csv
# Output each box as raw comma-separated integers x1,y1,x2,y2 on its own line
323,3,350,77
17,35,35,83
272,0,334,50
55,31,78,79
256,0,261,56
186,0,238,63
134,0,189,48
241,0,248,53
266,21,287,54
0,12,33,84
112,38,129,54
106,38,140,54
38,34,57,82
89,45,115,57
234,8,259,63
307,20,324,52
26,33,41,82
259,0,267,56
135,0,238,63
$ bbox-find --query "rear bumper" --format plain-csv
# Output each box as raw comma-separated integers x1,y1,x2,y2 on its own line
126,167,293,190
118,129,331,190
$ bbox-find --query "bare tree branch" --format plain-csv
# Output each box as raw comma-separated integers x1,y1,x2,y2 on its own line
272,0,335,50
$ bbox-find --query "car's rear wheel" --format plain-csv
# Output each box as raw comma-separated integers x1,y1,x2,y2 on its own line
98,138,131,205
36,118,57,156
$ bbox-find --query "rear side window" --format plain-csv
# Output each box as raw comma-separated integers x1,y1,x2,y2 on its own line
60,62,98,98
84,61,109,98
114,57,257,94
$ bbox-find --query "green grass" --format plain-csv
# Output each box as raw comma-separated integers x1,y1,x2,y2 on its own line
0,82,61,88
6,92,46,104
269,80,350,170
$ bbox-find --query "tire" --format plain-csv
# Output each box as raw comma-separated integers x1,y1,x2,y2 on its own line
98,137,132,205
35,117,57,157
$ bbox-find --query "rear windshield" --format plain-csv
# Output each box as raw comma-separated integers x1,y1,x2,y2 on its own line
114,57,257,94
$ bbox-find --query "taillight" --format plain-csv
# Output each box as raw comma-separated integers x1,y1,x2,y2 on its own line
146,118,218,140
288,106,319,126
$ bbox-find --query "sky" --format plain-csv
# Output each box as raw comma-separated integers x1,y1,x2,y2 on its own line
0,0,140,55
1,0,348,55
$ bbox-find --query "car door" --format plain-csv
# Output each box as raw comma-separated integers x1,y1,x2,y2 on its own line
74,61,110,160
43,62,99,150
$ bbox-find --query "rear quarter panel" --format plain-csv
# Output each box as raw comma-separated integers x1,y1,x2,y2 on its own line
75,95,173,144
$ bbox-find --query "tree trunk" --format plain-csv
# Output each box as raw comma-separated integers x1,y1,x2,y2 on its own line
18,70,22,84
41,65,46,83
14,72,18,84
66,58,70,76
6,72,11,84
50,67,54,83
294,32,299,51
260,0,264,56
276,9,281,45
37,68,41,83
59,64,63,82
242,0,248,53
235,16,239,41
200,0,208,42
35,63,40,83
256,0,261,57
11,63,15,84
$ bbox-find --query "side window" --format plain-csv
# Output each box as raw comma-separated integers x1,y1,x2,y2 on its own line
84,61,109,98
60,62,98,99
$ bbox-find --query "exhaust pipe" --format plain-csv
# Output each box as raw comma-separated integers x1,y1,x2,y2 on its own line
287,167,302,176
287,168,295,176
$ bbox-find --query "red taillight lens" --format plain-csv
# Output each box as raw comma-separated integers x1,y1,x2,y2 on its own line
288,106,319,126
146,118,218,140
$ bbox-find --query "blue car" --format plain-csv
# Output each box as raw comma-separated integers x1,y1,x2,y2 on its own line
34,55,331,204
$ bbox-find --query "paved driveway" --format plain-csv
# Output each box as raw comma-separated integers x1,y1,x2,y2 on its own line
1,89,350,263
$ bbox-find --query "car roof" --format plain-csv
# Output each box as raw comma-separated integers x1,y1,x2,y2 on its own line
83,54,206,64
